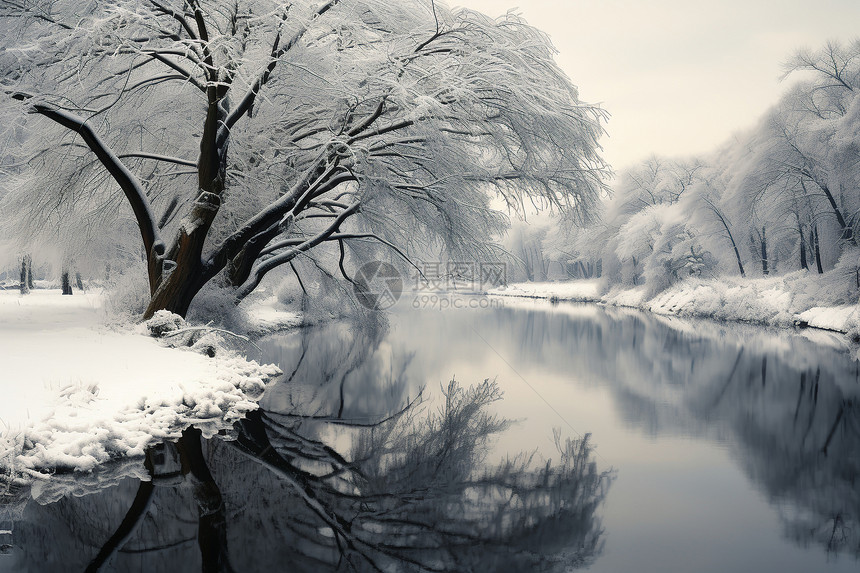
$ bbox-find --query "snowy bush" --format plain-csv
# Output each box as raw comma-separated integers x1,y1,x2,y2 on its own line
643,222,716,297
145,310,186,337
103,263,149,322
186,282,248,331
831,247,860,301
615,205,715,296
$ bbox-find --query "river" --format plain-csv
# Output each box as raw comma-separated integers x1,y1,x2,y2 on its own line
3,298,859,572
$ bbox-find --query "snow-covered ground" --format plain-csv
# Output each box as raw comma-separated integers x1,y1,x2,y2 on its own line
489,280,601,302
0,290,281,494
489,274,860,337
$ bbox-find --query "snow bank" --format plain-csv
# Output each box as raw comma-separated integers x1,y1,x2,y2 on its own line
489,280,600,302
795,306,860,333
0,291,281,491
602,285,650,308
647,277,797,326
645,272,860,334
492,272,860,337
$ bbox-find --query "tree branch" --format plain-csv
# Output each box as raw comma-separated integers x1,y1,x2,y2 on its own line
142,51,206,91
204,152,349,276
223,0,345,134
117,152,197,167
147,0,199,41
19,98,164,264
235,202,360,299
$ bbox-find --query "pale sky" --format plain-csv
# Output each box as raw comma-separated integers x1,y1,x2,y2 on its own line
455,0,860,172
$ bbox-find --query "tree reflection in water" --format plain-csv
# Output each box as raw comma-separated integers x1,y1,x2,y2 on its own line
9,303,856,570
476,305,860,560
4,329,612,573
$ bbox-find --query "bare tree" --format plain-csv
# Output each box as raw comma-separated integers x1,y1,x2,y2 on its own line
0,0,607,318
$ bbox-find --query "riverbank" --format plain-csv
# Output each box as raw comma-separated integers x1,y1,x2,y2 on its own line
0,289,281,493
489,272,860,339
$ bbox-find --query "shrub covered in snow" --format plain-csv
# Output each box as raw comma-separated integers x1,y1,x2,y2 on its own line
103,263,150,322
145,310,186,337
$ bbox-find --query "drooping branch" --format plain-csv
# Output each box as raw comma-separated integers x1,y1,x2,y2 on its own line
125,73,195,92
140,50,207,92
261,232,420,275
337,238,355,284
17,98,165,266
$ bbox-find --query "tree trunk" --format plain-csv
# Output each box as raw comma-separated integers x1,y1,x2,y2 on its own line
75,272,84,291
734,244,746,278
760,227,769,276
798,222,808,270
813,225,824,274
522,251,534,282
143,192,221,319
818,181,854,245
61,269,73,295
707,200,744,277
19,255,31,295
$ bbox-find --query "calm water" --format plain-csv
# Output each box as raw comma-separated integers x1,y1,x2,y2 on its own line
2,299,859,572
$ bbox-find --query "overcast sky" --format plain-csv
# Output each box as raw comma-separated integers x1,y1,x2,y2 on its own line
455,0,860,172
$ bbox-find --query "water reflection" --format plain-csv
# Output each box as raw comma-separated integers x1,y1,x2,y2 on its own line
3,303,859,571
268,304,860,564
3,352,611,571
468,304,860,561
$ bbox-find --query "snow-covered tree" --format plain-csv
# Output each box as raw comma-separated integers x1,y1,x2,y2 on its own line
548,40,860,297
0,0,608,317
